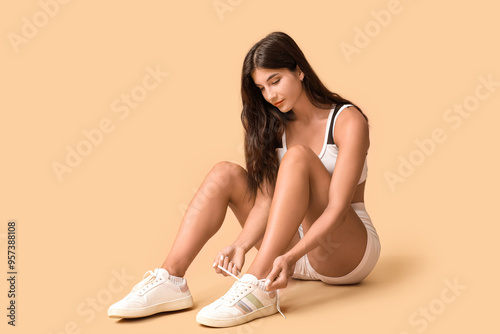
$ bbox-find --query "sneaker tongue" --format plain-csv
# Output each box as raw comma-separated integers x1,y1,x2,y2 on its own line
240,274,258,283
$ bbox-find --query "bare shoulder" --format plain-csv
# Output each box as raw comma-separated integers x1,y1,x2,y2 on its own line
338,105,367,123
334,105,369,148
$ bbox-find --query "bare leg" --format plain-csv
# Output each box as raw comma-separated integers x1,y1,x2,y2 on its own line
161,162,256,277
246,145,368,279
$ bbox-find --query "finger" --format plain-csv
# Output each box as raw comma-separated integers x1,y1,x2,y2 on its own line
265,263,288,291
214,254,221,273
215,254,224,274
212,255,219,270
230,263,240,277
267,274,287,291
222,256,230,276
268,270,289,291
265,266,280,288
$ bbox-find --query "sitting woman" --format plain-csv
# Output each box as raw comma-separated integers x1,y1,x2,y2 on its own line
108,31,381,328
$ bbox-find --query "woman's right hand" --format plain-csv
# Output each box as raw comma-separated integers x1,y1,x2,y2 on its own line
213,245,246,277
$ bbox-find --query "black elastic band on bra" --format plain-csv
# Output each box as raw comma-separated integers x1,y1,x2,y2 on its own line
327,103,343,145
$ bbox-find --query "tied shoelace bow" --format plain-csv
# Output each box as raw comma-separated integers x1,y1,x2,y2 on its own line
131,269,163,294
217,265,286,319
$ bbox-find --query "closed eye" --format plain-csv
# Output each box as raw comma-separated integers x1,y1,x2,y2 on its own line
258,79,280,91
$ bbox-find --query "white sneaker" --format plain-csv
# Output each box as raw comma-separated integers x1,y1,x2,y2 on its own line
196,269,285,327
108,268,193,318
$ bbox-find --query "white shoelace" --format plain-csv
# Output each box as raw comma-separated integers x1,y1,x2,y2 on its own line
131,269,162,294
218,265,285,319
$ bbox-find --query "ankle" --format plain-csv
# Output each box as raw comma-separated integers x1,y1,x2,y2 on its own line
244,269,266,280
160,264,186,278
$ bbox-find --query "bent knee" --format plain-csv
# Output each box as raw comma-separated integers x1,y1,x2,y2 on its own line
281,145,314,164
211,161,247,179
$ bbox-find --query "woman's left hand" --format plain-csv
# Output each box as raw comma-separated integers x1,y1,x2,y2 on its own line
265,254,295,291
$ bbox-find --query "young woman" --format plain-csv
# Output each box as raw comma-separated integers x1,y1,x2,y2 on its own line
108,31,381,328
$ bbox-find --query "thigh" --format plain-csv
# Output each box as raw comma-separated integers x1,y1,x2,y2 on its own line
305,205,368,278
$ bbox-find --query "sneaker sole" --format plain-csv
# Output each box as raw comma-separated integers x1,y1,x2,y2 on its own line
108,295,193,318
196,304,278,327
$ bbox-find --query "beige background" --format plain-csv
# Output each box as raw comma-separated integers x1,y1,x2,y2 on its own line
1,0,499,333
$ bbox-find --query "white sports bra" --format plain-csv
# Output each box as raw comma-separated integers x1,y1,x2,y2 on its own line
276,104,368,184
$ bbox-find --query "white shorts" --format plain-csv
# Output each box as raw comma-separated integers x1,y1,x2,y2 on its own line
291,202,381,285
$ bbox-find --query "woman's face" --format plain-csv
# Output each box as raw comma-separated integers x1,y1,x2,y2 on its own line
251,66,304,112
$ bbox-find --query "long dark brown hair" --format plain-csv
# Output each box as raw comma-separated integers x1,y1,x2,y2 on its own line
241,31,369,200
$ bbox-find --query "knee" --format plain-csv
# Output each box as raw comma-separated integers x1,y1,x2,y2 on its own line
209,161,246,185
281,145,312,166
212,161,245,175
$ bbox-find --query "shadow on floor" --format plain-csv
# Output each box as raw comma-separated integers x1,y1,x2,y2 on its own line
281,252,426,313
